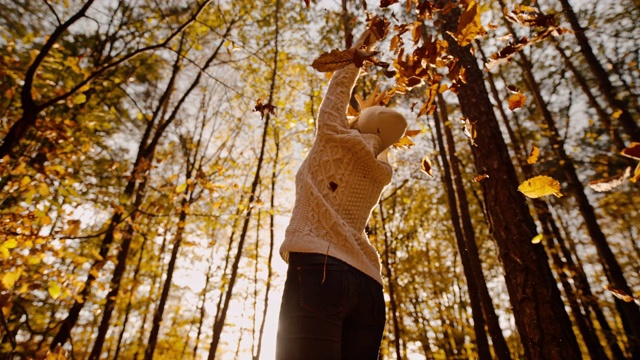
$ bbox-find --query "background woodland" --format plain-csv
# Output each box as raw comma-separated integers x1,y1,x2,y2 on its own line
1,0,639,359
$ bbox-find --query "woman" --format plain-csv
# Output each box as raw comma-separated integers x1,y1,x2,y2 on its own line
276,24,407,360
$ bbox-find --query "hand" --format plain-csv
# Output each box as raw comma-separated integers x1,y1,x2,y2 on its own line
355,85,388,110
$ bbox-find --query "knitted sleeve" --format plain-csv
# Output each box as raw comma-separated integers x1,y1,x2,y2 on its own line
317,30,378,135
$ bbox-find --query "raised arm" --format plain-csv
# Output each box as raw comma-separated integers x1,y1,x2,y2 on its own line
316,30,379,134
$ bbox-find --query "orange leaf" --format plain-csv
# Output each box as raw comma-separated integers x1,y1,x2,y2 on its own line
508,92,527,110
527,146,540,164
451,1,485,47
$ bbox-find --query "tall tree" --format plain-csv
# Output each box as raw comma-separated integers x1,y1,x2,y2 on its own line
436,3,582,358
558,0,640,143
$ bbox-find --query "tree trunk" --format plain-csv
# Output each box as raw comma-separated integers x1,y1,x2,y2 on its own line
113,234,148,360
437,93,513,360
378,202,406,360
558,0,640,143
432,102,491,360
498,2,640,354
439,4,582,359
144,195,190,360
252,126,280,360
206,5,278,357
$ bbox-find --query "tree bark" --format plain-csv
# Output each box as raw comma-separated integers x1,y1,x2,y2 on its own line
439,4,582,359
432,102,491,360
378,202,406,360
558,0,640,143
437,93,513,360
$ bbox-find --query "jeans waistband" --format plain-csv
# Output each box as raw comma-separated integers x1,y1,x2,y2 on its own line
289,252,347,267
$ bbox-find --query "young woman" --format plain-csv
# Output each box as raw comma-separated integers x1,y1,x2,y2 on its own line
276,25,407,360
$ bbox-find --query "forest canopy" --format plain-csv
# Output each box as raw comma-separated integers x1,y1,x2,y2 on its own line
0,0,639,359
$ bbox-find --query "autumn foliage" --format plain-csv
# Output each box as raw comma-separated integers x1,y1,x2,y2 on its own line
1,0,639,359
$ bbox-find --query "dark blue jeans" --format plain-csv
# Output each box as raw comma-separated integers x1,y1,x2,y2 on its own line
276,252,386,360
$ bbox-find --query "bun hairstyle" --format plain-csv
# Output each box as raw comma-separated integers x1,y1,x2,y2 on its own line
353,106,407,151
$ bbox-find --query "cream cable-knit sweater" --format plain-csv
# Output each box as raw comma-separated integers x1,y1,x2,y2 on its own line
280,34,391,285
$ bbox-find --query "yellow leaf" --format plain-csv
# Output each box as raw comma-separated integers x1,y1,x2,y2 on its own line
392,136,415,149
73,93,87,105
41,215,52,226
20,176,32,187
38,182,50,196
2,269,23,290
176,183,187,193
453,1,485,47
2,239,18,249
531,234,543,244
612,109,623,119
631,162,640,183
518,175,563,198
48,282,62,299
527,146,540,164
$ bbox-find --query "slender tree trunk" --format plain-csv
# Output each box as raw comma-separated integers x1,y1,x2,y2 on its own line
550,37,626,151
206,4,278,357
49,32,185,349
193,246,216,360
113,234,149,360
437,93,512,360
498,2,640,354
378,202,406,360
252,126,280,360
558,0,640,143
432,103,491,360
144,195,190,360
438,4,582,359
478,42,615,359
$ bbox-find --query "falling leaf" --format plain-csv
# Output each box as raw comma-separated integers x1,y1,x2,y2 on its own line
303,0,310,7
2,269,22,290
253,99,276,119
518,175,563,198
73,93,87,105
450,1,486,47
176,183,187,193
612,109,623,119
311,48,378,73
48,282,62,299
393,136,415,148
460,117,477,146
473,174,489,182
527,146,540,164
38,182,50,196
421,155,433,177
621,142,640,160
589,166,631,192
631,163,640,183
604,284,635,302
392,129,422,148
531,233,543,244
508,92,527,110
380,0,399,8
